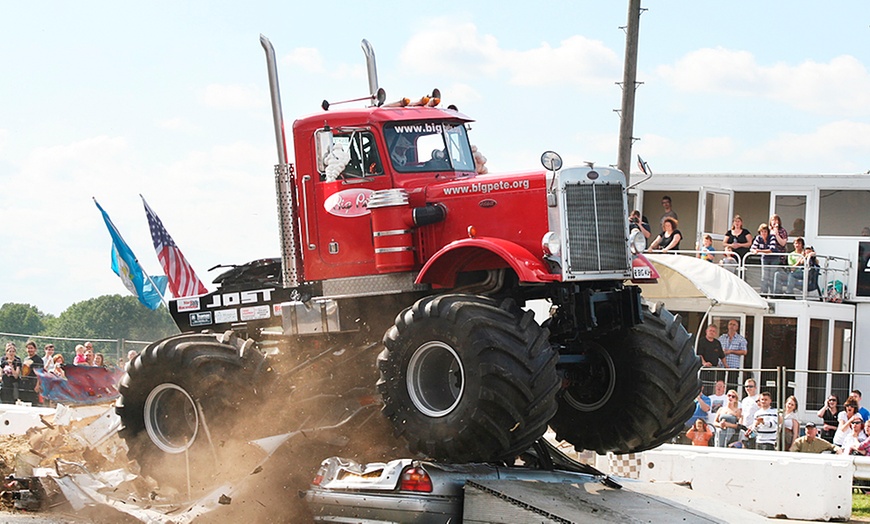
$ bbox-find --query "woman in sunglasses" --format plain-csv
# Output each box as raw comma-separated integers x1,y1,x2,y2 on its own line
840,417,868,455
817,395,839,443
715,389,743,447
834,399,863,447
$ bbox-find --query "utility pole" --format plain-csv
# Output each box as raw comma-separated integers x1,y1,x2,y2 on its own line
617,0,642,183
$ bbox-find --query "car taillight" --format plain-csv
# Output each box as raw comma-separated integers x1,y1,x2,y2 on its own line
399,466,432,492
312,465,326,486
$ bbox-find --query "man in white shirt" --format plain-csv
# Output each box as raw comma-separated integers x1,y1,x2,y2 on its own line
707,380,728,425
740,378,760,448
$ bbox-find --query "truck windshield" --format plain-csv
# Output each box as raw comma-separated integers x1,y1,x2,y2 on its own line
384,121,475,173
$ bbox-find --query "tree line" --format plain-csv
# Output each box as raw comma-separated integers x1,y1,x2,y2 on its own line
0,296,179,364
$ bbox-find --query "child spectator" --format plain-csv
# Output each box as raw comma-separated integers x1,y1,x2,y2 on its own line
687,418,713,446
73,344,87,365
719,245,738,272
51,354,66,379
697,234,715,262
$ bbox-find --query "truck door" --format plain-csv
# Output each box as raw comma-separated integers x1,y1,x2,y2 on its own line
302,129,392,280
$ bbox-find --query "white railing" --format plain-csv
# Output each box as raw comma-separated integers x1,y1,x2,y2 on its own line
645,248,852,302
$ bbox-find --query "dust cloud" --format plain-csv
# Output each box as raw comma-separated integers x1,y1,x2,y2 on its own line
3,308,416,523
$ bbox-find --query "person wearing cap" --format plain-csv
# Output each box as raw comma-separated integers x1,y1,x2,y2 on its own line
790,422,836,453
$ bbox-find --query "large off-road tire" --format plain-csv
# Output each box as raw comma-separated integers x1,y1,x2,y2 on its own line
115,331,266,484
549,303,700,454
377,294,559,462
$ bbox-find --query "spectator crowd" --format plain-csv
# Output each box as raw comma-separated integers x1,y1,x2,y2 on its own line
1,340,131,406
680,376,870,455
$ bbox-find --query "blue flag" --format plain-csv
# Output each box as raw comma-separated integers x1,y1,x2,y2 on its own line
95,199,167,310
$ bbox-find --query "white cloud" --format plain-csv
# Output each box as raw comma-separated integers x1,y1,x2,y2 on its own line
441,82,481,109
200,84,265,109
657,48,870,116
634,122,870,173
501,35,621,88
281,48,365,91
0,129,8,154
400,20,620,89
745,120,870,171
284,47,325,73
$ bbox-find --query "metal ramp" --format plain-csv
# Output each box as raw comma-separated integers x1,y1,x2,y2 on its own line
462,478,769,523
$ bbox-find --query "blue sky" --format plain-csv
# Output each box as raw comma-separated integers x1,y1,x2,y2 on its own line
2,1,870,315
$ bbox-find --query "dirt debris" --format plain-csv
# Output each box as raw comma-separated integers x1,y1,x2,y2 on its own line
2,398,414,523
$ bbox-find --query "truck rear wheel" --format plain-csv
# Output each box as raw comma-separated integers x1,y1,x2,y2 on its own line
116,331,265,485
549,304,700,454
378,294,559,462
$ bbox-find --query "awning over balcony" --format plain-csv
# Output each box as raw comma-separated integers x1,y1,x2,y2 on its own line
639,254,769,314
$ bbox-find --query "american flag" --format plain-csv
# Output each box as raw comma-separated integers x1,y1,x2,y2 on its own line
143,197,208,298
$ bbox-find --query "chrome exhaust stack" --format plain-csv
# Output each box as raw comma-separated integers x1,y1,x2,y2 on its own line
260,34,303,288
361,39,379,104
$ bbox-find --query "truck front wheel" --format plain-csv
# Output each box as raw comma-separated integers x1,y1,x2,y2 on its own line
549,304,700,454
378,294,559,462
115,331,265,486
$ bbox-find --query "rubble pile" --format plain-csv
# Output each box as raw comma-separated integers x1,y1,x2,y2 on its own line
0,404,154,519
0,399,413,522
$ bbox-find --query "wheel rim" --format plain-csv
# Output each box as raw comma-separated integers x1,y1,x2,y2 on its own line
143,383,199,454
563,344,617,412
406,341,465,418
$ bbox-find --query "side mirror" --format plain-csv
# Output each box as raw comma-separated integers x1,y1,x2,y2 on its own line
540,151,563,172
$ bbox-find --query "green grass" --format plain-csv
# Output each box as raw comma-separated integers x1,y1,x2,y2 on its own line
854,492,870,519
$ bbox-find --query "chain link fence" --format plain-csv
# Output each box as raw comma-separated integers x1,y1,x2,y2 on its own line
0,331,152,368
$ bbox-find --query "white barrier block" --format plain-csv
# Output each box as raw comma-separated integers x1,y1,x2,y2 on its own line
0,404,56,435
640,444,852,521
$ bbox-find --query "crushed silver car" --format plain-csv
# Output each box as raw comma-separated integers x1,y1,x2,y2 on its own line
305,441,613,523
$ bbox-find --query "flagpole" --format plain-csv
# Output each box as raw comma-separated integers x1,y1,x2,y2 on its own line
143,268,169,308
93,197,169,309
137,195,170,307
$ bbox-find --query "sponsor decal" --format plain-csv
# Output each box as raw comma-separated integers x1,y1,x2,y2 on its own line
214,309,239,324
206,288,273,309
176,297,201,312
324,188,373,217
240,305,271,321
442,179,531,196
189,311,213,326
273,303,283,317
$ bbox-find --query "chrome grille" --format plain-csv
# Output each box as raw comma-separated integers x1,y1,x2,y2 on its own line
565,183,628,273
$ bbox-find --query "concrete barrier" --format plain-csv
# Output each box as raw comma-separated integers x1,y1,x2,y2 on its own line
0,403,55,435
636,444,852,521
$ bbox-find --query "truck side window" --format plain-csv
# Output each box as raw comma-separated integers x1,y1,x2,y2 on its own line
330,131,383,180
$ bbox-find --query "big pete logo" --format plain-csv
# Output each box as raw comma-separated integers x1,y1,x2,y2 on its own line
324,188,374,217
